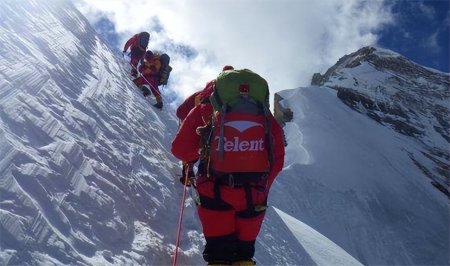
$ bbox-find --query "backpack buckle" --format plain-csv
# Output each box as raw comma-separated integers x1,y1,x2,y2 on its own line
228,174,235,188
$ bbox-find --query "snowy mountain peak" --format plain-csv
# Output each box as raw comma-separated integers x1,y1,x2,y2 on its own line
310,46,449,195
312,46,449,85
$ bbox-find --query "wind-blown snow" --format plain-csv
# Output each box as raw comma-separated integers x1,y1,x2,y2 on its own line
271,87,448,265
274,207,362,266
0,0,448,265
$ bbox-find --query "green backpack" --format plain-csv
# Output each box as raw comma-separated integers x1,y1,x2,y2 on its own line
210,69,270,111
206,69,274,174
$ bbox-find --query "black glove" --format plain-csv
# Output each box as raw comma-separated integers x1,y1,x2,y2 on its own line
179,162,195,186
196,124,211,136
179,175,192,187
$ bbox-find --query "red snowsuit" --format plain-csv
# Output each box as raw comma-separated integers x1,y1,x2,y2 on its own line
171,102,285,264
123,33,147,73
133,54,162,104
176,80,215,122
176,65,232,122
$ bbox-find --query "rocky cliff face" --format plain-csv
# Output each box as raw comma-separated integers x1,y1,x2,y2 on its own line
311,46,449,195
274,93,293,126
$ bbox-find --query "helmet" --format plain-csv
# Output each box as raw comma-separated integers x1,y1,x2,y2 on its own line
145,50,154,60
222,65,234,71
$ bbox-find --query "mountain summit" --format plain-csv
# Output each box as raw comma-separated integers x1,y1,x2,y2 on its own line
311,46,449,195
273,46,448,265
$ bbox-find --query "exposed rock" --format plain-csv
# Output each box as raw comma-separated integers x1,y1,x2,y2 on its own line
274,93,293,126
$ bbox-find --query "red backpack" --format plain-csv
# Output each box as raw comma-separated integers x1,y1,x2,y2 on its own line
209,112,271,173
205,69,274,174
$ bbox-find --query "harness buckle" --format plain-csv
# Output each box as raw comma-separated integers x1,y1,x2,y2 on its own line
228,174,235,188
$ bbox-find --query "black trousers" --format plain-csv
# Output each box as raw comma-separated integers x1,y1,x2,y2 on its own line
203,233,255,264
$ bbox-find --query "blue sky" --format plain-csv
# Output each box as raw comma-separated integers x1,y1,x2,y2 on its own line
76,0,449,101
378,0,449,72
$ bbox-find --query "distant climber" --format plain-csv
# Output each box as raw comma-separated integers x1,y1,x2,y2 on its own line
123,32,150,77
133,50,163,109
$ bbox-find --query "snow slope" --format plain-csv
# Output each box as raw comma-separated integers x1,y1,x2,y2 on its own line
271,87,448,265
274,207,362,266
0,0,204,265
312,47,449,194
0,0,448,265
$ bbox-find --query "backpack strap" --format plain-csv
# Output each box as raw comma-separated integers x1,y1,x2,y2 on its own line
212,86,224,108
217,105,227,161
263,105,275,166
199,113,215,178
244,183,254,211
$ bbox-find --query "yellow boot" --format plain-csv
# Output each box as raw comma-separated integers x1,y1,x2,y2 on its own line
231,260,255,266
153,95,163,109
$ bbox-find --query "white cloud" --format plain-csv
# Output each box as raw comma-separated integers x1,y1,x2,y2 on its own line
75,0,393,103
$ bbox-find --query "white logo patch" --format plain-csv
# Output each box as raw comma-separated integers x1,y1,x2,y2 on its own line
224,121,263,133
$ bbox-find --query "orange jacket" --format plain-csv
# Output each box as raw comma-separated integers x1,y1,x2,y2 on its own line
171,103,285,187
139,55,161,77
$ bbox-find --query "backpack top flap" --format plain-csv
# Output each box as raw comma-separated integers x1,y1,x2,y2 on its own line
210,69,270,112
